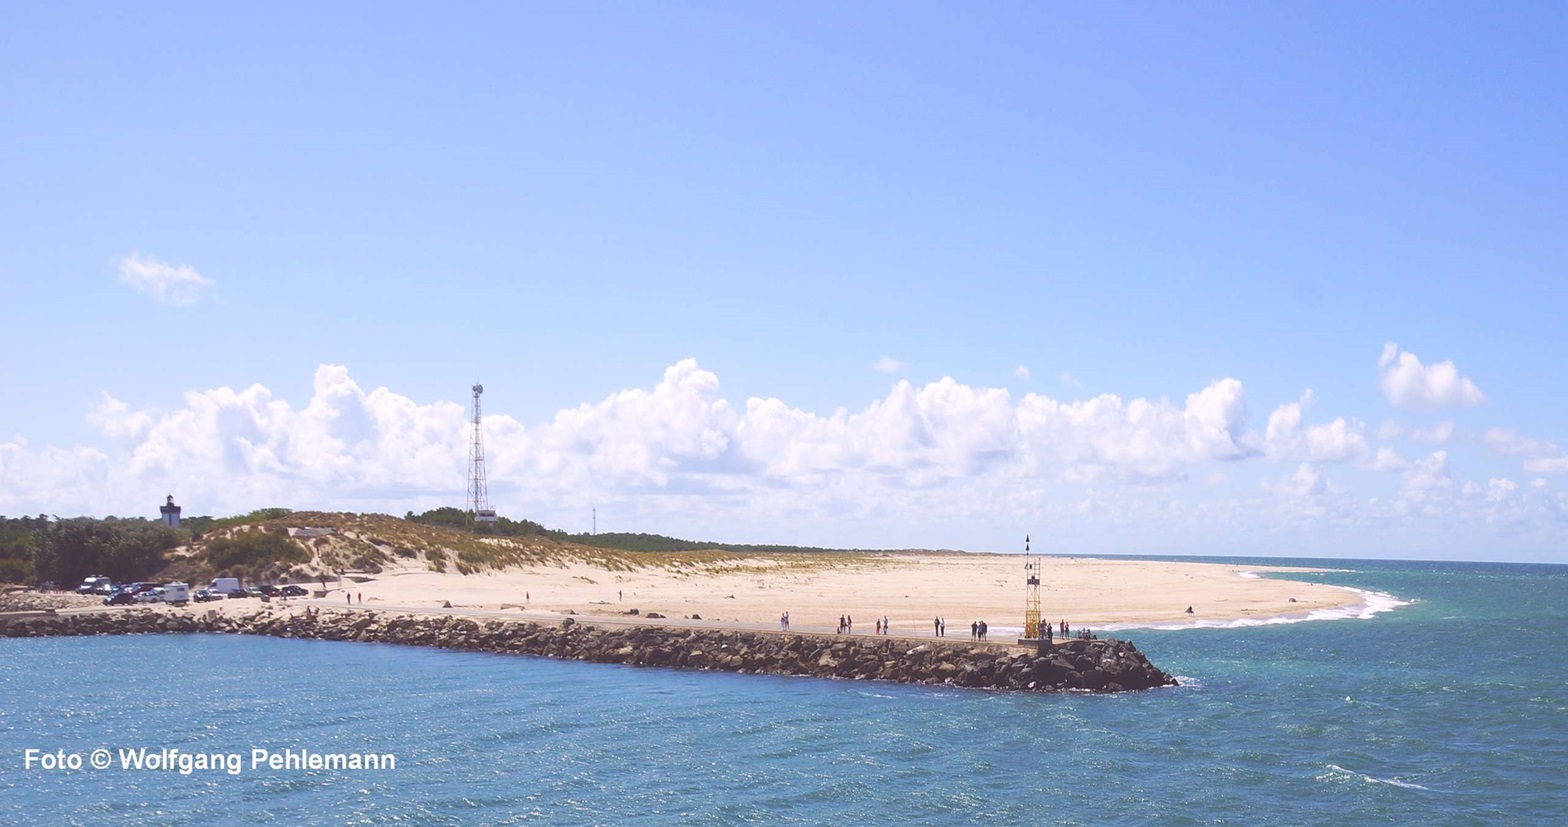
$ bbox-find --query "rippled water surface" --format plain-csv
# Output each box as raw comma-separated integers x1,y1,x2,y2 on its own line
3,559,1565,825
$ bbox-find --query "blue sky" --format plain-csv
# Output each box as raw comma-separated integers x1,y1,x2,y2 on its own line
2,3,1565,561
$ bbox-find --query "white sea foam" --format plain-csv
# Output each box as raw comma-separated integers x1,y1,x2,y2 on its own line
1323,764,1434,791
1100,583,1411,632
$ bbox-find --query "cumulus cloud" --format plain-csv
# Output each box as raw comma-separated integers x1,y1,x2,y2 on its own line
118,252,214,305
1263,390,1370,464
1411,421,1456,444
87,394,152,440
10,360,1568,553
873,356,905,374
6,362,1267,519
1013,365,1031,382
1378,343,1484,410
1484,428,1568,475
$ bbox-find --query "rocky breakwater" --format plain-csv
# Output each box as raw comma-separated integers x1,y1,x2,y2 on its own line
0,609,1177,693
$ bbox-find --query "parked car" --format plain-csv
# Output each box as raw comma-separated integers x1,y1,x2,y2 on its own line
133,587,166,603
225,588,248,599
93,582,118,596
126,582,161,596
103,590,136,605
278,585,308,598
193,588,223,603
258,585,281,597
77,575,114,594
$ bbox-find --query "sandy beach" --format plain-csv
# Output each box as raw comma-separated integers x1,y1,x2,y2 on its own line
285,553,1360,638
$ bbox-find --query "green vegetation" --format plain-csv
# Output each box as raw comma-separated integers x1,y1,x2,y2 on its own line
401,508,885,555
0,505,905,589
0,515,48,582
29,517,182,586
202,527,308,576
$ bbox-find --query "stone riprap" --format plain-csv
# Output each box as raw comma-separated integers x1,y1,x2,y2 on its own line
0,608,1178,692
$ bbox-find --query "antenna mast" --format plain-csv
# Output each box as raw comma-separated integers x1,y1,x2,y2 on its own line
468,383,497,526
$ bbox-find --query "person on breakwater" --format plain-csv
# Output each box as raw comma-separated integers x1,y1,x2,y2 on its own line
979,620,988,641
970,621,978,640
882,615,889,634
939,618,945,637
933,617,940,636
875,618,881,635
848,615,854,634
838,614,846,634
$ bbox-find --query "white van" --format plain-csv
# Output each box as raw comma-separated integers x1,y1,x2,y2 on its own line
162,582,189,605
206,577,241,596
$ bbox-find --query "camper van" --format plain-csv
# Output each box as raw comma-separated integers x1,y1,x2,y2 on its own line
206,577,242,597
162,582,189,605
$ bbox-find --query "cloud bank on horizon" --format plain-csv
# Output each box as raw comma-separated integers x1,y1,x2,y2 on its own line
2,344,1562,561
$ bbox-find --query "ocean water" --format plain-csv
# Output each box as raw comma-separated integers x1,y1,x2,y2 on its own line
2,558,1565,825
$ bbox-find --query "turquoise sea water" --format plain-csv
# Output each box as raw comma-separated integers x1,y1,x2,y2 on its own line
3,558,1565,825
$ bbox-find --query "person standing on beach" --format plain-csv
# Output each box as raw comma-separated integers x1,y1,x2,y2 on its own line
970,621,978,640
939,618,945,637
875,618,881,635
883,615,889,635
933,617,940,636
847,615,853,634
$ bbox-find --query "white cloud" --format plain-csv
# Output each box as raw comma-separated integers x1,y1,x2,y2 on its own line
87,394,152,440
1262,390,1370,464
8,361,1568,557
1376,420,1405,441
1378,343,1484,410
1369,447,1407,472
1411,421,1456,444
873,356,905,375
118,252,214,305
1015,377,1252,481
1399,450,1455,516
1483,428,1568,475
1013,365,1031,381
1267,463,1326,497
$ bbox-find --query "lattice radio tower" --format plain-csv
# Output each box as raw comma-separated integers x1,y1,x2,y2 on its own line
1023,534,1043,641
468,383,497,526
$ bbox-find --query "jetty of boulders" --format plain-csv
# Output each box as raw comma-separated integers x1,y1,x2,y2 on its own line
0,608,1178,692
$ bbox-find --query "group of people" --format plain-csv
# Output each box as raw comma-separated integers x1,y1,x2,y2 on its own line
791,614,1086,641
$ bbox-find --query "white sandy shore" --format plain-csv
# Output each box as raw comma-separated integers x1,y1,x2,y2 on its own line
270,553,1358,637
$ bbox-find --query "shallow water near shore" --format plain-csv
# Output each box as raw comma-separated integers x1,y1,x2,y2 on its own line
3,558,1566,825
